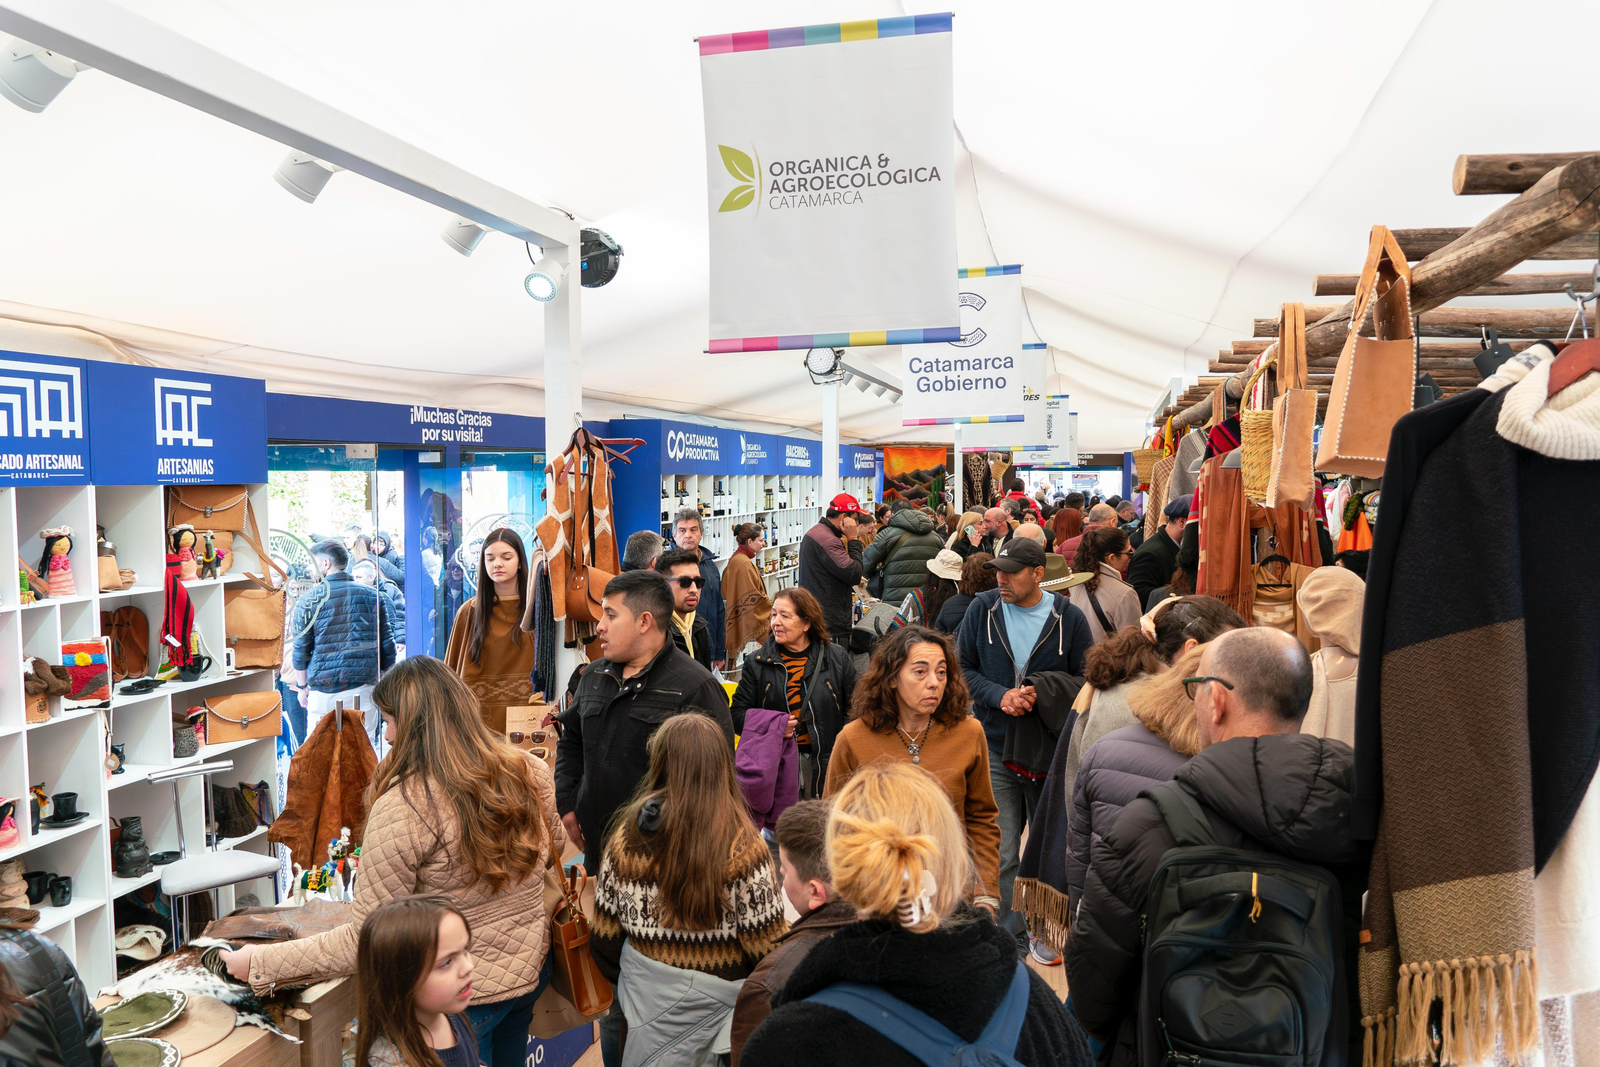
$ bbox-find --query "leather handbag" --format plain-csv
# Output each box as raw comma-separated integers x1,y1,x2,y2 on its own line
1315,226,1415,478
167,486,252,532
563,565,612,625
203,691,282,743
530,859,613,1038
97,554,123,593
224,501,288,669
1267,303,1320,510
101,607,150,681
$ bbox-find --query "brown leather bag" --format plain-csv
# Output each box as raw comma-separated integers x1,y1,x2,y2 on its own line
167,486,252,532
530,860,613,1038
1315,226,1416,478
101,607,150,681
204,691,283,743
564,565,612,625
1267,303,1320,510
223,502,287,669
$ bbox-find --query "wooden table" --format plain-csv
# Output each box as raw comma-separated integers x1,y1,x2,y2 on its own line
183,1023,300,1067
291,976,358,1067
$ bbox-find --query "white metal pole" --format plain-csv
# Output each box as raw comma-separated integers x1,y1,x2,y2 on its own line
821,381,840,503
543,244,583,447
952,422,964,517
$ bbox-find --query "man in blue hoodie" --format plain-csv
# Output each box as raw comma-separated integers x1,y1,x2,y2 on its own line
957,537,1093,960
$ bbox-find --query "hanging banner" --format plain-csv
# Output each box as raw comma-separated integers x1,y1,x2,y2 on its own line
88,363,267,485
1018,393,1076,467
903,266,1024,426
0,350,91,485
951,340,1045,449
700,14,959,353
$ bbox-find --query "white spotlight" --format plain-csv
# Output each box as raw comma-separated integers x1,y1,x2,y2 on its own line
442,215,487,257
0,39,86,113
524,257,566,302
872,384,888,397
274,153,340,203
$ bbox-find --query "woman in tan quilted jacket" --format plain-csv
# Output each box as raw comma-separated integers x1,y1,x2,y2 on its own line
219,656,564,1067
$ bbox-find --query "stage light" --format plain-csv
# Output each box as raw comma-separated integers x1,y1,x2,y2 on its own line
804,348,844,384
442,215,487,256
274,153,340,203
524,256,566,302
0,39,86,112
580,228,623,288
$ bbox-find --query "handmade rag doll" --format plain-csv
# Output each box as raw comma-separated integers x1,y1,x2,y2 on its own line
38,527,74,598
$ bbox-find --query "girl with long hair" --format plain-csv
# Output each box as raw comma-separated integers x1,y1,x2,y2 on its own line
1065,526,1141,644
224,657,563,1067
443,528,533,731
823,625,1001,912
355,895,478,1067
742,764,1092,1067
593,714,787,1062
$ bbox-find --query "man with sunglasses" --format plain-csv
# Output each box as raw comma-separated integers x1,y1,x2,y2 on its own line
657,549,714,671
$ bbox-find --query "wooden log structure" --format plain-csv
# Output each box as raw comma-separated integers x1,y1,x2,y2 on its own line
1393,228,1599,261
1255,304,1594,339
1312,271,1591,297
1224,338,1541,359
1453,153,1593,196
1169,154,1600,430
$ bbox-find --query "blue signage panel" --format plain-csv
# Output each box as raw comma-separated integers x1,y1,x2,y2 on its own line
841,446,878,475
88,362,267,485
265,394,544,450
0,350,92,485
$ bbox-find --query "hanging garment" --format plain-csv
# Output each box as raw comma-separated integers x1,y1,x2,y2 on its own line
1194,456,1253,619
1167,429,1207,506
1358,351,1600,1065
1204,415,1240,460
1249,561,1319,654
1297,566,1363,748
1336,512,1372,553
1144,454,1175,541
268,707,377,873
1260,501,1323,568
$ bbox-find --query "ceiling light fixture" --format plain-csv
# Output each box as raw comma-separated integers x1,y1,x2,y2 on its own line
804,348,845,385
442,215,487,256
274,152,341,203
853,376,872,393
0,38,88,112
871,384,887,397
524,253,566,302
580,227,623,288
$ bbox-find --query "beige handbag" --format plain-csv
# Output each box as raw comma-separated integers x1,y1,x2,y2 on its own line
1315,226,1415,477
529,857,613,1038
1267,303,1320,510
167,485,251,532
223,505,287,669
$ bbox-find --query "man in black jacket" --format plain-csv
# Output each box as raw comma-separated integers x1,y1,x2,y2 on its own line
657,549,714,671
1065,628,1360,1067
797,493,865,642
672,508,727,668
1125,498,1188,606
554,569,733,857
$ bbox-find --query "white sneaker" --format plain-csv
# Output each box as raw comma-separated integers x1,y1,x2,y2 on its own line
1029,937,1062,966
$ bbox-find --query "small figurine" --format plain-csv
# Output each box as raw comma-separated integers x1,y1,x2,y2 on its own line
168,525,199,580
195,530,226,581
18,565,33,605
37,527,74,599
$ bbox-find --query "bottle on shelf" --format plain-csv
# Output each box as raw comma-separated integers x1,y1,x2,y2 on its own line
764,486,775,510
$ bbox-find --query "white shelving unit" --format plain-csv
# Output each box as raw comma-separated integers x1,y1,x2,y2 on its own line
0,483,280,991
660,473,874,594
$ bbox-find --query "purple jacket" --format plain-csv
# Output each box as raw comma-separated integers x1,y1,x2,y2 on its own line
735,706,799,832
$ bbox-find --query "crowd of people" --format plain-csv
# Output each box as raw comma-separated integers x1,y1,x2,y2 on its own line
2,474,1381,1067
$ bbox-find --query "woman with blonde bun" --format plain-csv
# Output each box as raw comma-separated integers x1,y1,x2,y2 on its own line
742,763,1092,1067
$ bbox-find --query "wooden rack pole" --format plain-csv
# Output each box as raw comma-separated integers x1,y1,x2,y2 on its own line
1258,304,1595,339
1392,228,1598,260
1225,338,1542,359
1312,271,1591,297
1453,152,1593,196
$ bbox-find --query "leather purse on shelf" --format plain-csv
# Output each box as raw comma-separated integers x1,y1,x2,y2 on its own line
530,859,613,1038
203,691,282,744
102,606,150,682
1315,225,1416,478
1267,303,1320,511
167,485,252,532
223,502,288,670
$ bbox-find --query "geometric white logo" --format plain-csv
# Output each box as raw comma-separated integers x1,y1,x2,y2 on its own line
0,358,83,439
155,378,213,448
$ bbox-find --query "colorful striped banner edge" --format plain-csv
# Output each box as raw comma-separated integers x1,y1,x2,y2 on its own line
709,325,959,354
700,12,951,56
957,264,1022,278
901,414,1026,426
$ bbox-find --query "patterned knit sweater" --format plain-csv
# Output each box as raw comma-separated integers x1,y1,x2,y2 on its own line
592,819,787,983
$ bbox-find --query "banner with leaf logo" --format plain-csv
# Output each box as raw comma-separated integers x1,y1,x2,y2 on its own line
699,14,958,354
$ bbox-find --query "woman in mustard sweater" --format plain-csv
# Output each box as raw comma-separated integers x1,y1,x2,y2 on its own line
444,528,533,732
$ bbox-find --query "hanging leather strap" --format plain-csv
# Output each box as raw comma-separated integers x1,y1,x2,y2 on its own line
1278,303,1308,391
238,498,288,592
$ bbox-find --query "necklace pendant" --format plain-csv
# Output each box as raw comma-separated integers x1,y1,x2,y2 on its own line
912,754,921,764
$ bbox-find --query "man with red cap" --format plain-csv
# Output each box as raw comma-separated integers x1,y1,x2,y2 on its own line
798,492,866,643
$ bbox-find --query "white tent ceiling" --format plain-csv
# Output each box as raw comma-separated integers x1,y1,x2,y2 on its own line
0,0,1587,449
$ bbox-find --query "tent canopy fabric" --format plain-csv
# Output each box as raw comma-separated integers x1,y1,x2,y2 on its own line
0,0,1582,449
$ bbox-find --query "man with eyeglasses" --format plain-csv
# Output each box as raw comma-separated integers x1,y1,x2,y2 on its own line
656,549,714,671
1065,627,1362,1063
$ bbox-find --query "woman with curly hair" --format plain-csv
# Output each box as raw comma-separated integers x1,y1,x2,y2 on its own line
822,625,1001,914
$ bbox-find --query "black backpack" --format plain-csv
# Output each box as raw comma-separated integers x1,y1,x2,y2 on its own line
1137,781,1347,1067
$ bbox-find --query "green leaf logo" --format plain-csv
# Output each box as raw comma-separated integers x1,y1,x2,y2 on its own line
719,185,755,213
719,145,755,182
